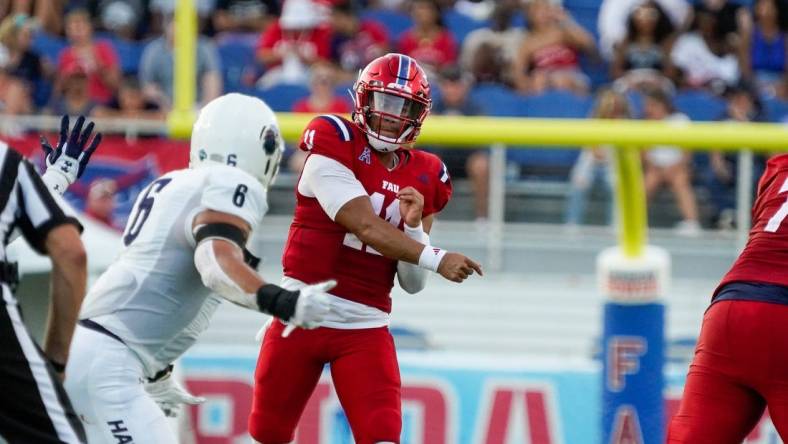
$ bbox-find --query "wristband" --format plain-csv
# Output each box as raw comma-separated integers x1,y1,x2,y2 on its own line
147,364,174,382
41,170,70,195
256,284,299,321
418,245,447,272
404,222,429,244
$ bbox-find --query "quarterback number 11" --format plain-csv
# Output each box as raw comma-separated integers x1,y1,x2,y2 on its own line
765,176,788,233
343,192,401,255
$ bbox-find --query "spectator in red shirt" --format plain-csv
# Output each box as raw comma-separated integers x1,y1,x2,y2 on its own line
84,179,119,230
512,0,596,95
256,0,332,87
398,0,458,75
58,8,120,104
46,61,97,117
289,62,351,173
329,0,389,83
292,63,351,114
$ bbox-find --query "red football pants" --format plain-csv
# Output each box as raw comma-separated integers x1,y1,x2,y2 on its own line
248,321,401,444
668,300,788,443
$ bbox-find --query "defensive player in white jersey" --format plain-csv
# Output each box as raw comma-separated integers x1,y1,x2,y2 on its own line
63,93,335,443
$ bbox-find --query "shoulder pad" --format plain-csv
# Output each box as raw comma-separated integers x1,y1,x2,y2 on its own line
201,165,268,229
299,115,359,169
411,150,453,216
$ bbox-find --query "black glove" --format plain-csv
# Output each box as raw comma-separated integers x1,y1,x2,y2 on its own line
40,115,102,181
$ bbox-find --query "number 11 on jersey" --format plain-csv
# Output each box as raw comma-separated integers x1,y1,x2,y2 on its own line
765,176,788,233
343,192,401,255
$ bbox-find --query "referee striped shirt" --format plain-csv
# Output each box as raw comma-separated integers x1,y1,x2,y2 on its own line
0,142,81,261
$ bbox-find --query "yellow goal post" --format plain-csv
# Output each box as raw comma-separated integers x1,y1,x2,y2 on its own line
275,113,788,260
169,0,786,264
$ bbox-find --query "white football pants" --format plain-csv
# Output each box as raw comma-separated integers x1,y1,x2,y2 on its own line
64,325,177,444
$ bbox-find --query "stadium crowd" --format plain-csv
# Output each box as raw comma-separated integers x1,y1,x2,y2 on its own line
0,0,786,233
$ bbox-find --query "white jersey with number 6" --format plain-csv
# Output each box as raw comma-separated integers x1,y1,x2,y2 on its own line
79,164,267,378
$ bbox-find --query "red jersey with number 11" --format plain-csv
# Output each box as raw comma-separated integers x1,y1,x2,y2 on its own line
281,114,452,313
716,154,788,294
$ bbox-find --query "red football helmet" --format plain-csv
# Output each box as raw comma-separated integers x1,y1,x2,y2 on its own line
352,53,432,152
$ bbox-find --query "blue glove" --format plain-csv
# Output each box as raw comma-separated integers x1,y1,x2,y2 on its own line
40,115,102,194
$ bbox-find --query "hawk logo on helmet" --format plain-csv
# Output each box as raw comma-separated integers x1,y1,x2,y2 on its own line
261,126,280,155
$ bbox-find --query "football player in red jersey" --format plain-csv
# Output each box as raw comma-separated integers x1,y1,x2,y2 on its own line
248,53,482,443
668,154,788,443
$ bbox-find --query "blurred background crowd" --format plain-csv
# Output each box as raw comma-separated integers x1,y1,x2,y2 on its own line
0,0,786,235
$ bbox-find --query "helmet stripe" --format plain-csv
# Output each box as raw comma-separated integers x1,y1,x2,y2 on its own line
397,55,410,85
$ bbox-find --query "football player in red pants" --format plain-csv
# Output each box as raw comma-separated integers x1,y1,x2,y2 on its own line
668,154,788,443
248,53,483,444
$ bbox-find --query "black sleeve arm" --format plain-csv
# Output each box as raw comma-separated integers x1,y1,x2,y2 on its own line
15,160,81,254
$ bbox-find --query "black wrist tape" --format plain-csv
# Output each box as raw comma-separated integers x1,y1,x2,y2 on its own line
147,364,174,382
256,284,299,321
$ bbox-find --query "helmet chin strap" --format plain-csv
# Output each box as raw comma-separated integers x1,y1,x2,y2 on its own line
369,137,399,152
367,125,414,153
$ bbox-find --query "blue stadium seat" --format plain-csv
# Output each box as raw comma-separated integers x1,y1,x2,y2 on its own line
32,32,68,63
253,84,310,111
510,10,527,28
468,83,525,117
521,90,594,118
763,97,788,122
506,148,581,174
506,148,580,174
674,90,726,121
443,9,487,45
33,78,52,108
361,9,413,42
565,5,600,39
579,54,610,90
218,38,258,93
624,90,645,118
563,0,604,9
107,37,147,75
334,83,355,101
509,91,592,172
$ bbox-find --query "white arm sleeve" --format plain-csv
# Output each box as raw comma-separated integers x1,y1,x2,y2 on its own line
298,154,368,221
193,240,259,310
191,166,271,307
397,223,430,294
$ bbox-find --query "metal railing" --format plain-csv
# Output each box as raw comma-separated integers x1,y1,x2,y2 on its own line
0,113,769,269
